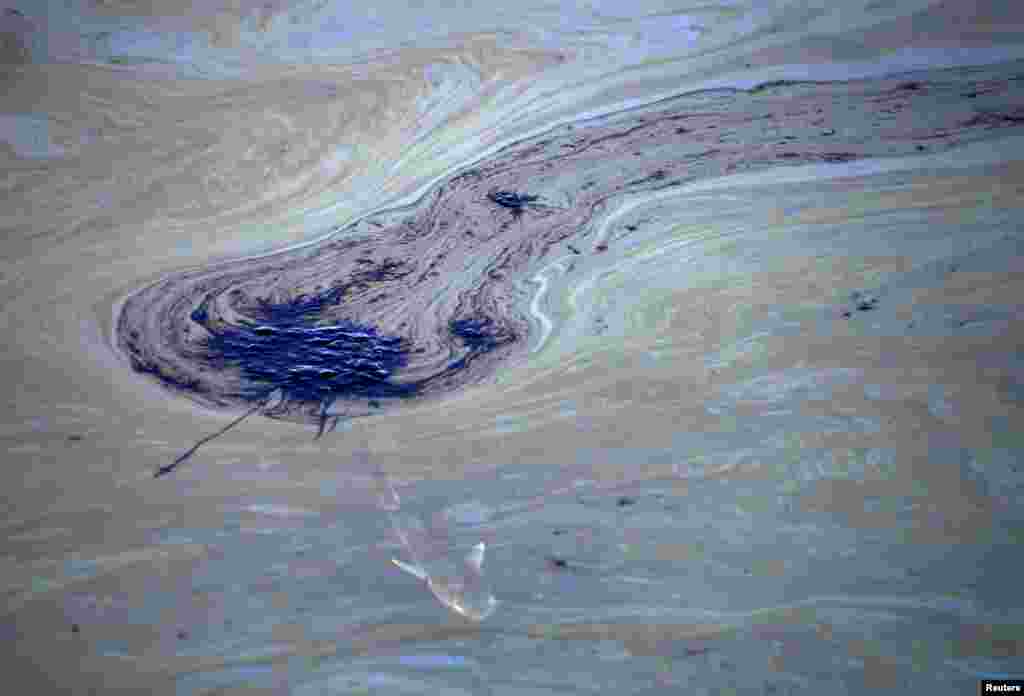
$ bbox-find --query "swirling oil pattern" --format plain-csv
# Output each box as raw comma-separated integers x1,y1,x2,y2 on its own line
3,1,1024,695
118,67,1022,425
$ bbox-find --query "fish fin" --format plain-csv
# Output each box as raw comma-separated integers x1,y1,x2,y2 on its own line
464,542,485,573
392,558,428,581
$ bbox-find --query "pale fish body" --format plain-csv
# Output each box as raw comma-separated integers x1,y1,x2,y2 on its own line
378,467,499,621
392,541,500,622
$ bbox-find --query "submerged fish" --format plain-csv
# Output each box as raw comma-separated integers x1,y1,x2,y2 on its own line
391,541,500,622
376,465,499,621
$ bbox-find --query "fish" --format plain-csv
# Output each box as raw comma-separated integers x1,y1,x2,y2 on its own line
375,462,500,621
391,541,500,622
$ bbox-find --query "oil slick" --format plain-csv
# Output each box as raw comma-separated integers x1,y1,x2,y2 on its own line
375,463,500,622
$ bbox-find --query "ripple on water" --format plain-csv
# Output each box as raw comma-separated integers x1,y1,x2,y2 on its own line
244,503,319,518
777,447,899,498
964,449,1024,505
715,367,864,408
442,500,495,526
176,663,276,694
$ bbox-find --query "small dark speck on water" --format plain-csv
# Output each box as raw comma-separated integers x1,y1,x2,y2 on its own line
851,291,878,312
617,496,636,507
177,630,188,640
71,623,80,634
595,243,608,253
67,435,83,441
553,529,566,536
487,190,539,211
449,316,515,352
548,556,568,569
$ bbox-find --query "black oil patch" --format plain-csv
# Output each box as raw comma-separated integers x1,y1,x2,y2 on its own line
191,291,418,405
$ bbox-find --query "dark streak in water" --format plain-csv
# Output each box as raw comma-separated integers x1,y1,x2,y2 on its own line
155,392,276,478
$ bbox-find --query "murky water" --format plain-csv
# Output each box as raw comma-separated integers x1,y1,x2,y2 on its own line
2,1,1024,694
